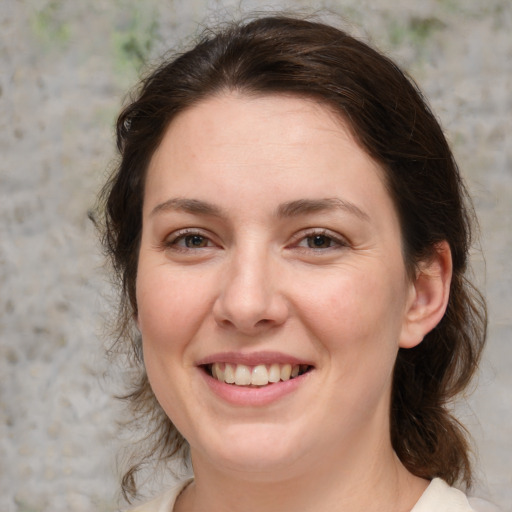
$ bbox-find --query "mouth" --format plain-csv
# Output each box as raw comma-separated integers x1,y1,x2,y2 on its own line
202,363,314,387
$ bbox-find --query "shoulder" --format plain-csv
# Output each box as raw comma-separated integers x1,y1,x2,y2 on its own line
412,479,501,512
125,479,193,512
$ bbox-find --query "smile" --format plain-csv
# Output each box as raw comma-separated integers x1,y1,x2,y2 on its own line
206,363,313,386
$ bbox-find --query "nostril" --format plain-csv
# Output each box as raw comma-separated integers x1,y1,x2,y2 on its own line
214,312,281,333
212,284,289,333
217,318,235,329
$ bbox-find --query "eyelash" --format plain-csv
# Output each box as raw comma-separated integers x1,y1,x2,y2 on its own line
163,229,217,251
290,229,349,251
163,228,348,253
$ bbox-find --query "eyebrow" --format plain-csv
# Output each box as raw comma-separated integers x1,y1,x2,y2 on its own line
277,198,370,222
150,198,226,218
150,197,369,222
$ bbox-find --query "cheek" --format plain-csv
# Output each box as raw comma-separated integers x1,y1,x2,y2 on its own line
294,266,407,353
135,269,203,414
136,268,203,351
301,271,405,412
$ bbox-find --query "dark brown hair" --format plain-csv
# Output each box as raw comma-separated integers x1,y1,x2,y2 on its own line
99,15,486,501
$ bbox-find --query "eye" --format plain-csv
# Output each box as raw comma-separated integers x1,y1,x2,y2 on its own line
164,230,216,250
180,234,210,248
294,230,347,251
304,234,335,249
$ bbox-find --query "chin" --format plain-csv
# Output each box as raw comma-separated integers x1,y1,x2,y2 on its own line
193,423,307,476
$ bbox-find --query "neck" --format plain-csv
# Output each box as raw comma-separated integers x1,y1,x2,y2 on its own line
175,433,428,512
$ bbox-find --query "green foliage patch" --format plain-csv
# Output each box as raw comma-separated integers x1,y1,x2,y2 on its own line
30,0,71,48
111,5,160,83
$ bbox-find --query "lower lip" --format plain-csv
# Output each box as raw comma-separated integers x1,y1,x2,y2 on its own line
201,370,311,406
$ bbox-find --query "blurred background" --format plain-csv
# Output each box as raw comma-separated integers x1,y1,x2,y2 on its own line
0,0,510,510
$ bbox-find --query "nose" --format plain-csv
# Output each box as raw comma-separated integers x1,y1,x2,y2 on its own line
212,247,289,335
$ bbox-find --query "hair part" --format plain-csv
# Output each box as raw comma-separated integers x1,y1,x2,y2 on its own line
97,14,486,502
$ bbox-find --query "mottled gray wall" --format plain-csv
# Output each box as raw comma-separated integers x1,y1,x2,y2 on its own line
0,1,510,511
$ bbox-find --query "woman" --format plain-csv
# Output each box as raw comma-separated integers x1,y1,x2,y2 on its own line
99,15,493,512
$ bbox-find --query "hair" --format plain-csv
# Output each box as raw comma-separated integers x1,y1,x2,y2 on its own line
98,14,487,502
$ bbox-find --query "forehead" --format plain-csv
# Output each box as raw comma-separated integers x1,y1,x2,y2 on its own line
164,92,351,148
149,93,382,178
145,93,395,224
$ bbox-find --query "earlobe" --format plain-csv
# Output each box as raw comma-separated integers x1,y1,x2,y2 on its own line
399,241,453,349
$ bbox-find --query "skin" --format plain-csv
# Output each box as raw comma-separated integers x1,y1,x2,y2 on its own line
136,93,452,512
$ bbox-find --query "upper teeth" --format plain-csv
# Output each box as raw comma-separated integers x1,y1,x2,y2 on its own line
211,363,307,386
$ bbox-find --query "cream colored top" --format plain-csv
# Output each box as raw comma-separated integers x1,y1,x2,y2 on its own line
128,477,500,512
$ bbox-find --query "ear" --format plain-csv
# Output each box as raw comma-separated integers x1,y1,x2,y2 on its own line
399,241,453,349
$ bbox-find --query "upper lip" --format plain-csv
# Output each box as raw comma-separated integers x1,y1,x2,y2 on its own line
196,351,314,367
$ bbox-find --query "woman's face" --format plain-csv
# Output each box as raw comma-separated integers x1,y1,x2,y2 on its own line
136,94,418,477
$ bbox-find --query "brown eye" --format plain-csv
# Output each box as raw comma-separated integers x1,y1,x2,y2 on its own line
165,230,218,252
307,235,333,249
184,234,209,248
